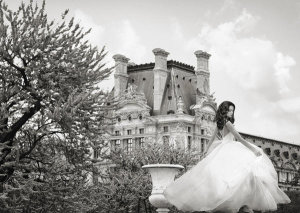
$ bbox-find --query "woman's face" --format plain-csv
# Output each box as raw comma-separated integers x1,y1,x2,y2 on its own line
227,105,234,118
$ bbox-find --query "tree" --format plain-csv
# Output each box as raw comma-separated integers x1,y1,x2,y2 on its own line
89,141,200,213
0,0,113,211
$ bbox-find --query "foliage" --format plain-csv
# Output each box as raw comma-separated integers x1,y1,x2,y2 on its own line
0,0,113,212
87,140,300,213
88,141,200,213
263,190,300,213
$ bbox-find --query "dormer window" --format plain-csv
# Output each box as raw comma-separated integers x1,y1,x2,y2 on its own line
139,115,143,120
117,117,121,122
264,148,271,155
128,116,132,121
274,149,280,157
283,151,289,159
292,153,297,160
201,129,205,135
163,126,169,132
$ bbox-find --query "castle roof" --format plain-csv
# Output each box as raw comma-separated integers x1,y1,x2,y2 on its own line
127,60,195,73
240,132,300,148
127,60,197,115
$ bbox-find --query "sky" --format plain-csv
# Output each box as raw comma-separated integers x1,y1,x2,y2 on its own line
6,0,300,145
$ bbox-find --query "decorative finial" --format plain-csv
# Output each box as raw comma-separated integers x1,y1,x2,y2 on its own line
152,48,169,57
194,50,211,59
177,96,185,114
113,54,130,63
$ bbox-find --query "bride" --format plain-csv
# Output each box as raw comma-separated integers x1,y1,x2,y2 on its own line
163,101,291,213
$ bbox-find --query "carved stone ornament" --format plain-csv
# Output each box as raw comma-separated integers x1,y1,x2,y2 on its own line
116,83,151,117
194,50,211,59
175,122,186,132
120,84,147,104
113,54,130,63
207,126,214,137
176,96,185,114
193,90,217,114
115,110,150,121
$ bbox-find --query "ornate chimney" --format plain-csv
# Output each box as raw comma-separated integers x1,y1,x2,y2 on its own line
153,48,169,115
113,54,130,98
194,50,211,96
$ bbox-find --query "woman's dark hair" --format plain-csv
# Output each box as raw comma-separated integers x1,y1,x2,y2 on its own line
214,101,235,130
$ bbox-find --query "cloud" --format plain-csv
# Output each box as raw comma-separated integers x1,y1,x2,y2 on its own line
72,11,147,91
170,18,184,41
73,10,114,91
184,10,295,101
219,0,236,14
73,9,105,48
277,97,300,114
114,20,147,64
97,20,147,91
171,9,299,144
274,53,296,94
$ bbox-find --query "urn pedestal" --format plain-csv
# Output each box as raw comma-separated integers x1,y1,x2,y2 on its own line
142,164,184,213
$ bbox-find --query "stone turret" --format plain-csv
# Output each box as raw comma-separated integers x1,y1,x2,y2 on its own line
113,54,130,98
194,50,211,104
153,48,169,115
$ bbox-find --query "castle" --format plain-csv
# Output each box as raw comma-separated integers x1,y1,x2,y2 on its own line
105,48,300,191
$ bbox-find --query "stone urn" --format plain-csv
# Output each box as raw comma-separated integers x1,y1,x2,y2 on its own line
142,164,184,213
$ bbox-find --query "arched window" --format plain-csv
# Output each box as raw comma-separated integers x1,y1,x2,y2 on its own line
274,149,280,157
283,151,289,159
292,153,297,160
167,110,175,114
264,148,271,155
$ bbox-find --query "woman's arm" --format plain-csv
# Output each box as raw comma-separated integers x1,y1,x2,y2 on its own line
225,121,261,156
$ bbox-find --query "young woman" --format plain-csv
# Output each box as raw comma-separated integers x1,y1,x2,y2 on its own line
164,101,291,213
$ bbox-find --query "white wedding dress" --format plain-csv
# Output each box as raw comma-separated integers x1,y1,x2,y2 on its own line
163,132,291,213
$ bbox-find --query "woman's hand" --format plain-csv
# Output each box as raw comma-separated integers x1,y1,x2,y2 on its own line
252,149,262,157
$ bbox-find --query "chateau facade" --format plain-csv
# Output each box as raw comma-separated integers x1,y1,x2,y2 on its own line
107,48,300,191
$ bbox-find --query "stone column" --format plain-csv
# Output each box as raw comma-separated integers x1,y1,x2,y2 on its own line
153,48,169,115
113,54,130,98
194,50,211,103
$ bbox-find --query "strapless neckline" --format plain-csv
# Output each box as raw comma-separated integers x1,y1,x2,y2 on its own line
223,132,231,138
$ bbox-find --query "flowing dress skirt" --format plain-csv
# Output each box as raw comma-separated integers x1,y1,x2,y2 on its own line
163,133,291,212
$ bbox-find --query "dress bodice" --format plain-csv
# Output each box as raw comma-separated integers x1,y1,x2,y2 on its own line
216,131,235,142
223,132,235,141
